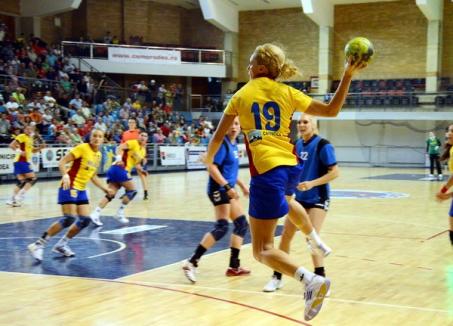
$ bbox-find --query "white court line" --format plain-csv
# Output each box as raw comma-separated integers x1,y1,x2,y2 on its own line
122,279,450,314
0,271,448,315
0,236,126,259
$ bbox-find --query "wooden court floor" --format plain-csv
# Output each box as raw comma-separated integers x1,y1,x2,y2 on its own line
0,167,452,326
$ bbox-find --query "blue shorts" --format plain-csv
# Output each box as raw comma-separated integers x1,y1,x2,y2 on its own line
249,165,303,219
14,162,33,175
58,187,89,205
449,200,453,217
107,165,132,184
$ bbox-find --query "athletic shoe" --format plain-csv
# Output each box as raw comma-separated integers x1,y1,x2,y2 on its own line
6,200,20,207
304,276,331,321
225,266,251,277
114,210,129,224
182,260,197,283
143,191,149,200
28,239,46,261
307,238,332,257
52,243,75,257
90,211,103,227
263,276,284,292
438,174,443,181
429,174,435,180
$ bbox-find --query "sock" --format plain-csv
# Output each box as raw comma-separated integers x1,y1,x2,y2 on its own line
119,203,126,211
17,189,26,197
314,267,326,277
294,266,315,285
41,232,50,241
57,236,70,246
144,190,148,197
308,230,323,247
189,244,207,267
229,247,240,268
450,230,453,245
95,207,102,213
273,271,283,280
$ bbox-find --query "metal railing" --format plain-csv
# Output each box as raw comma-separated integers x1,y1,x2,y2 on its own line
61,41,231,65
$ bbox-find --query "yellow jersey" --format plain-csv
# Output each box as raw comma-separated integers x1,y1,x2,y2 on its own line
14,133,33,163
224,77,312,175
449,146,453,173
122,140,146,172
67,143,102,190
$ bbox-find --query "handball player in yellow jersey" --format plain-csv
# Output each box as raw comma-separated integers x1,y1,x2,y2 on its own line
90,130,148,226
28,129,112,260
204,43,366,321
6,124,44,207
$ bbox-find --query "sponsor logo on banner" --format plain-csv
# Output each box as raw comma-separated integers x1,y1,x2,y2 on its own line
160,146,185,166
186,145,207,170
108,47,181,64
42,147,71,168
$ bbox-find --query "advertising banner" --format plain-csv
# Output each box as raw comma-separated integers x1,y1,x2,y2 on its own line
108,47,181,64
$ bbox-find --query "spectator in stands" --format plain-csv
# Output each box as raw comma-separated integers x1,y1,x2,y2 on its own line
69,93,83,111
152,128,166,144
112,35,120,45
94,116,107,132
12,87,26,105
71,109,86,127
103,31,112,44
0,113,10,143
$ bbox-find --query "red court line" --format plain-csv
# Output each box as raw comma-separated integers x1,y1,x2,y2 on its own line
103,279,312,325
424,230,448,241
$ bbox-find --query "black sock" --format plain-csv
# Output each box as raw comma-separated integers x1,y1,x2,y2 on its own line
229,247,240,268
273,271,282,280
144,190,148,199
189,244,207,267
314,267,326,277
449,230,453,245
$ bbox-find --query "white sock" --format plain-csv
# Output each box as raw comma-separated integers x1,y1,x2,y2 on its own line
119,203,126,211
57,236,70,246
308,230,323,247
95,207,102,213
294,266,315,285
17,189,26,197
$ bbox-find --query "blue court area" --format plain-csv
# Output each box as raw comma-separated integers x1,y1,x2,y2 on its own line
0,217,282,279
364,173,442,181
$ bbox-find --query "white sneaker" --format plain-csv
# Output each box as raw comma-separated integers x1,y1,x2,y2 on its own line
90,211,103,227
304,275,331,321
428,174,434,180
6,199,20,207
182,260,197,283
438,174,443,181
28,240,46,261
52,243,75,257
307,238,332,257
263,276,284,292
114,210,129,224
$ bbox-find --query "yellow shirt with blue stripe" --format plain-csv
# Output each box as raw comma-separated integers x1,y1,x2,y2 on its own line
67,143,102,190
122,140,146,172
449,146,453,173
14,133,33,163
224,77,312,175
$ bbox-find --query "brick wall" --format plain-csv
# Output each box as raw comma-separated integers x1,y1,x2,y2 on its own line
333,0,427,80
181,9,224,49
238,8,319,83
442,0,453,79
40,12,73,44
86,0,122,41
1,0,20,16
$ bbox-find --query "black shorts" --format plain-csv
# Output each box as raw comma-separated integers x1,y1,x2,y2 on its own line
208,190,230,206
296,199,330,212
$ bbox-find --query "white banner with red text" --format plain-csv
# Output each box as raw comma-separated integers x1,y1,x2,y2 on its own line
108,47,181,64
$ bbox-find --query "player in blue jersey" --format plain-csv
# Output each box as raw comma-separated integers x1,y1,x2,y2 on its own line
263,114,339,292
183,117,251,283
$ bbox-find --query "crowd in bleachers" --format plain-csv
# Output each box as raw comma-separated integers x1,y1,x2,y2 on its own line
0,30,214,146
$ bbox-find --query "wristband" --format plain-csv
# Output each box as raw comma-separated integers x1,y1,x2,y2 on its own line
223,183,232,191
62,174,70,182
441,186,448,194
15,148,22,153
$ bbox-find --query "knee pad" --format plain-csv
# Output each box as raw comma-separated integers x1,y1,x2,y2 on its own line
122,190,137,201
59,215,76,228
232,215,248,238
16,180,26,189
75,216,91,229
210,219,229,241
105,194,115,202
25,177,37,186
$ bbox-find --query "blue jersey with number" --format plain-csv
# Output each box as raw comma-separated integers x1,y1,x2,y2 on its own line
295,135,337,203
207,137,239,194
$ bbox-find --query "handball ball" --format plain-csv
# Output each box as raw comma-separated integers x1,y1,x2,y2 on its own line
344,37,374,64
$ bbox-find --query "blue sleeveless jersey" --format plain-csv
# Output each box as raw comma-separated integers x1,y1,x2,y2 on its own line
294,135,337,203
207,136,239,194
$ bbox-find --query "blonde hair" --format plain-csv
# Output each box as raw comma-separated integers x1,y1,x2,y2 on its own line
253,43,299,81
300,114,319,135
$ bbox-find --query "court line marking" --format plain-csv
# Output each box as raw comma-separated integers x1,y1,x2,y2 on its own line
424,229,448,241
0,236,126,259
0,271,310,325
